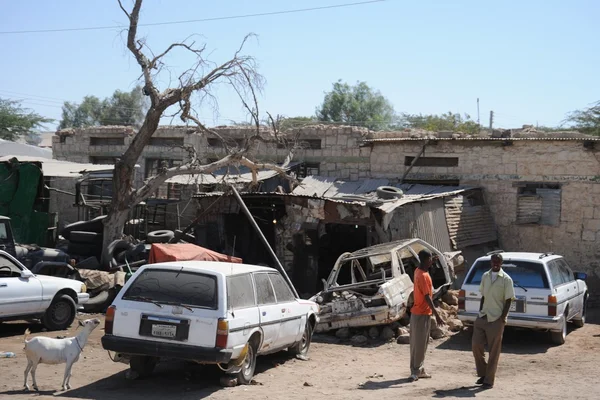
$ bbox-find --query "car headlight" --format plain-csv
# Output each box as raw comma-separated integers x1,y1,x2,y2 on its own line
81,283,87,293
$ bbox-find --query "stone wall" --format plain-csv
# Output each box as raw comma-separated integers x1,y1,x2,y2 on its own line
369,139,600,300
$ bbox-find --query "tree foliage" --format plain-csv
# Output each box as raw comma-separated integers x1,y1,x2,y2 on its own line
565,101,600,136
316,80,395,130
398,112,480,135
59,86,148,129
0,98,53,141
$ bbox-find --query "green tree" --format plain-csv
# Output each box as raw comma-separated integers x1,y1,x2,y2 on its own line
59,86,148,129
565,101,600,136
0,98,53,141
399,112,481,135
279,116,317,130
316,80,395,130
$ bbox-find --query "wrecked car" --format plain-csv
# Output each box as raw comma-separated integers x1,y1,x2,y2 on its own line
310,238,456,333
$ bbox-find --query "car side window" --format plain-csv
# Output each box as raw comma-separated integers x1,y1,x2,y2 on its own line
268,273,295,303
227,274,256,310
548,261,565,287
0,254,21,278
557,259,574,283
254,273,276,305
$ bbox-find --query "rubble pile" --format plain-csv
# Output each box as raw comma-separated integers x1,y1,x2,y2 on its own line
328,289,464,346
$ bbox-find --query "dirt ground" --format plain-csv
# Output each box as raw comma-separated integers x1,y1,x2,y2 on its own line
1,311,599,400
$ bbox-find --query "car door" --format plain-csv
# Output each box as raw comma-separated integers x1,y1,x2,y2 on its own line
253,272,281,353
547,260,569,319
556,259,580,318
0,253,43,317
268,272,302,348
226,273,260,353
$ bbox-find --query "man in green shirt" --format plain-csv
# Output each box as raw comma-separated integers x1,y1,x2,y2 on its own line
471,253,515,388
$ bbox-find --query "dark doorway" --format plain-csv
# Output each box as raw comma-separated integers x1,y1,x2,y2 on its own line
223,212,275,266
317,224,368,290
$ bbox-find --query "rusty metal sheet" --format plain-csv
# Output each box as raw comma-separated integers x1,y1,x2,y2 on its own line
444,193,497,249
516,195,542,224
292,175,337,197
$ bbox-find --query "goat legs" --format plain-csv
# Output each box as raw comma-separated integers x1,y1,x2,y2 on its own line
62,361,74,391
23,360,33,391
30,362,39,391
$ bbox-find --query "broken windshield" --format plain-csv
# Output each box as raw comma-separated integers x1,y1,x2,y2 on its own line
333,253,393,286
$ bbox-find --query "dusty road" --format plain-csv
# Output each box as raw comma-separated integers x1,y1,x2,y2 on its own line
1,312,599,400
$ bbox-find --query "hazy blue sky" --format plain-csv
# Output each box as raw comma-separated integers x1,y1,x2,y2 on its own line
1,0,598,130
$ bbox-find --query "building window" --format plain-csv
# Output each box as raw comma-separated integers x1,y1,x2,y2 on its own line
90,137,125,146
516,183,561,226
404,156,459,167
145,158,183,200
89,156,117,165
207,138,222,147
149,137,184,147
297,162,320,178
300,139,322,150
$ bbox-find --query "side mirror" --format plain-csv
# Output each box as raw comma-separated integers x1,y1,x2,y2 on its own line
21,269,34,279
574,272,587,281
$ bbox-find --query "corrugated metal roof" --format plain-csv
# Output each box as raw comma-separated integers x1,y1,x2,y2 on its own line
362,136,600,143
292,176,337,197
444,195,497,249
0,156,115,178
166,162,300,185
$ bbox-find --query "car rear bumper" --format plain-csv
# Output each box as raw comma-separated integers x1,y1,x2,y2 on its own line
458,311,562,331
101,335,233,363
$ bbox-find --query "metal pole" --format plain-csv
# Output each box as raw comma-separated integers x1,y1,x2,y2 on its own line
400,140,429,184
230,185,299,298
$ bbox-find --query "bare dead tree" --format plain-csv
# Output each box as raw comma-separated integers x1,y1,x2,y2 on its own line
103,0,295,250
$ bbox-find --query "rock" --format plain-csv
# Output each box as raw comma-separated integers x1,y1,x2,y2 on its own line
442,290,459,306
396,327,409,337
368,327,380,339
390,321,401,331
381,326,395,341
396,334,410,344
351,335,368,345
447,318,464,332
430,316,448,339
336,328,351,339
303,382,313,387
220,376,238,387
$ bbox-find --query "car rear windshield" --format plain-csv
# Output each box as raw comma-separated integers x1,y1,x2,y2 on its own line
123,268,218,309
466,260,549,289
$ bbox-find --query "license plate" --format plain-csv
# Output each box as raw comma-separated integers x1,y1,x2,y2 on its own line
151,324,177,338
510,296,526,313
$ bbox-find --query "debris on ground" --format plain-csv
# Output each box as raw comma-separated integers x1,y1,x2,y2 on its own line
303,382,313,387
350,335,368,345
396,334,410,345
381,326,395,341
220,376,238,387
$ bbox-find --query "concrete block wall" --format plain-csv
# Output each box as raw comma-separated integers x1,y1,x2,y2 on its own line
369,139,600,299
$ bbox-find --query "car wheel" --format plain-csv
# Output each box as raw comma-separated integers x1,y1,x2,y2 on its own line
130,356,158,378
550,316,567,345
289,321,313,357
42,294,76,331
573,296,587,328
236,341,258,385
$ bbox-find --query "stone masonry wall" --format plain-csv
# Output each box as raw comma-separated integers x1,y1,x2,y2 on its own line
369,139,600,300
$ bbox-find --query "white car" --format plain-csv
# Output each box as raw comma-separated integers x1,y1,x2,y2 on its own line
0,250,89,331
457,251,589,345
101,261,319,384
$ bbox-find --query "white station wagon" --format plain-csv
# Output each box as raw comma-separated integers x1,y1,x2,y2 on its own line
102,261,319,384
457,251,589,345
0,250,89,330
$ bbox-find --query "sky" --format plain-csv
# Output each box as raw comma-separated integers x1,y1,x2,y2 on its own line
1,0,599,131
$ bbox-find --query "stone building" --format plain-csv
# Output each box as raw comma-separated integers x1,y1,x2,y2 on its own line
363,133,600,300
51,125,600,299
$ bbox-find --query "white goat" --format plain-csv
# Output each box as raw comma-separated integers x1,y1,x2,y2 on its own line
23,318,101,391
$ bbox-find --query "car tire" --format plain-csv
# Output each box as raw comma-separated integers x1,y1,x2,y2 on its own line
573,295,587,328
130,355,158,379
41,294,76,331
289,321,313,357
236,340,258,385
376,186,404,200
146,230,175,244
550,316,567,345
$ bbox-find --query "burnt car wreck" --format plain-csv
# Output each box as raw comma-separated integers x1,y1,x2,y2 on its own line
310,238,457,333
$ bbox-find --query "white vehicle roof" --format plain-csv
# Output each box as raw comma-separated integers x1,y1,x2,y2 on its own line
475,252,562,263
139,261,277,277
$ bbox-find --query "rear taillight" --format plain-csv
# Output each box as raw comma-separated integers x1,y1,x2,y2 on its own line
216,318,229,349
458,289,466,310
548,295,557,317
105,305,116,334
